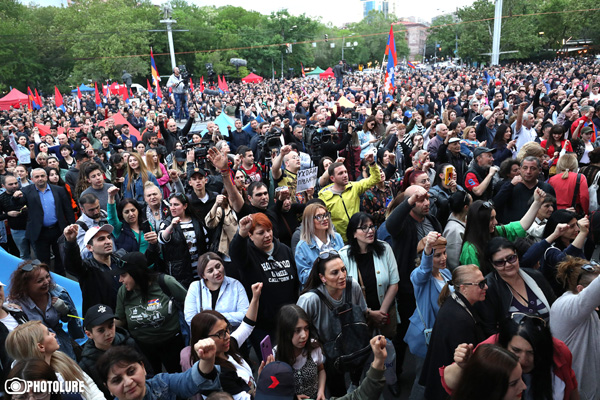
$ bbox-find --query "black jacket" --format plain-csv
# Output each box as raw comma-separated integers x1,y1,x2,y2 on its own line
64,240,122,314
159,118,194,154
159,215,208,289
420,292,487,400
229,233,299,332
0,307,28,390
79,327,138,400
0,191,28,230
475,268,556,337
387,198,442,294
18,184,75,241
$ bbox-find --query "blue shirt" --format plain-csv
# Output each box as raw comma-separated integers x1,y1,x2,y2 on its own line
36,184,58,227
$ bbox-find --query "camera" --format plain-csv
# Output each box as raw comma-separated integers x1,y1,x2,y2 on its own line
184,136,211,168
178,65,191,81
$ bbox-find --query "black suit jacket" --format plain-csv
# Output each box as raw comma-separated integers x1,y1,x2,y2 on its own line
21,184,75,241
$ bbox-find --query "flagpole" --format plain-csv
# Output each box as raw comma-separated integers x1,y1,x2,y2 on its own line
376,52,387,97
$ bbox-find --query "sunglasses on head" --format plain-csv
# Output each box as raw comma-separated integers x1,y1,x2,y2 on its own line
318,250,339,260
511,312,546,328
577,262,599,285
482,200,494,209
20,259,42,272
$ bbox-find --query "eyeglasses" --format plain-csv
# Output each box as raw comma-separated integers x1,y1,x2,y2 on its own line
208,324,232,340
511,312,547,328
313,212,331,222
318,250,339,260
358,225,376,233
20,259,42,272
13,393,50,400
577,263,599,285
491,254,518,268
461,278,487,290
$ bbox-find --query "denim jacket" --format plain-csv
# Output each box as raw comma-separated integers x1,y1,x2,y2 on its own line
295,233,345,285
144,363,221,400
404,252,452,359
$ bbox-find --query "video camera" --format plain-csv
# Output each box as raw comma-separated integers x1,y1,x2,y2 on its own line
183,134,211,168
261,127,284,163
303,125,338,166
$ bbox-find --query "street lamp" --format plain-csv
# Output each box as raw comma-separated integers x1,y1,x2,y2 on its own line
342,33,355,60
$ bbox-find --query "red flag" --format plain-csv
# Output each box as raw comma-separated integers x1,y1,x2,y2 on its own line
217,75,223,91
77,86,82,100
35,89,42,107
156,82,163,101
300,63,306,78
146,79,154,97
94,82,102,107
189,78,194,92
222,76,229,92
199,76,205,92
54,86,64,109
123,85,129,101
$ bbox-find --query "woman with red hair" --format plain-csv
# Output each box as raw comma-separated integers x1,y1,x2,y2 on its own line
229,212,299,356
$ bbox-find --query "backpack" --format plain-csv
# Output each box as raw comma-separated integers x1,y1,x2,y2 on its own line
589,171,600,212
157,273,191,345
311,279,372,372
57,220,89,266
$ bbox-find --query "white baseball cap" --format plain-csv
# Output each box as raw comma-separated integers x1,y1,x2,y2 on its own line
83,224,114,245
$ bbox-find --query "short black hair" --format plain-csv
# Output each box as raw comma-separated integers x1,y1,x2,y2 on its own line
79,193,99,207
96,346,145,384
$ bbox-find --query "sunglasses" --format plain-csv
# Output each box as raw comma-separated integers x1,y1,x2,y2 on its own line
511,312,546,328
482,200,494,209
492,253,518,268
318,250,339,260
577,263,599,285
20,259,42,272
461,278,487,290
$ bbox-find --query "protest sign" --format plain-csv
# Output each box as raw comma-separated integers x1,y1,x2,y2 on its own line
297,166,318,193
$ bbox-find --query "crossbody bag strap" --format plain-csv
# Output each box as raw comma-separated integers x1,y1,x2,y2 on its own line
311,289,335,310
571,173,581,209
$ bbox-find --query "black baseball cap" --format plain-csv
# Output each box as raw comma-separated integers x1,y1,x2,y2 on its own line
255,362,295,400
174,149,186,162
473,147,496,158
111,252,147,275
84,304,117,330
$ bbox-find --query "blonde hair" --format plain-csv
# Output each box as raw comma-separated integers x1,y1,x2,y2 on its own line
6,321,85,383
439,264,480,306
516,142,545,162
126,152,152,193
145,149,163,179
556,153,578,179
300,204,334,243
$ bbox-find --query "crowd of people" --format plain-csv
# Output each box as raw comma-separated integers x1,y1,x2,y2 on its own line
1,56,600,400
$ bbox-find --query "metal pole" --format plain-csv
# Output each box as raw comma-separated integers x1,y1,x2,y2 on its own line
342,36,345,60
160,19,177,70
281,52,284,81
491,0,503,65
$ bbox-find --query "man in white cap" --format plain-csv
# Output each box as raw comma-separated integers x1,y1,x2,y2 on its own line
63,224,122,314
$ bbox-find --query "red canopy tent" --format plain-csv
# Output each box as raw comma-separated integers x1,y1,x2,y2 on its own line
241,73,264,83
0,89,29,110
320,67,334,80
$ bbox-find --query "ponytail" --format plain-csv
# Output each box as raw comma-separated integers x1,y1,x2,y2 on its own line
439,280,454,306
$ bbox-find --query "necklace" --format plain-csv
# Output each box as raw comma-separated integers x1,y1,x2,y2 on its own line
505,280,528,305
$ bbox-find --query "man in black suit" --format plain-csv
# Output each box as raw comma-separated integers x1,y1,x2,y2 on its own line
13,168,75,275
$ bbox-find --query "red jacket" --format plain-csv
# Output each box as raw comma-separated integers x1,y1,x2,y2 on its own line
549,171,589,215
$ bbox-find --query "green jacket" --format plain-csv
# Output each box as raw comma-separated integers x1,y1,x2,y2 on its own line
332,366,385,400
459,220,526,267
318,164,381,242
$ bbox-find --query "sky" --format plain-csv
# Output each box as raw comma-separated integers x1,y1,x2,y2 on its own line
19,0,477,25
